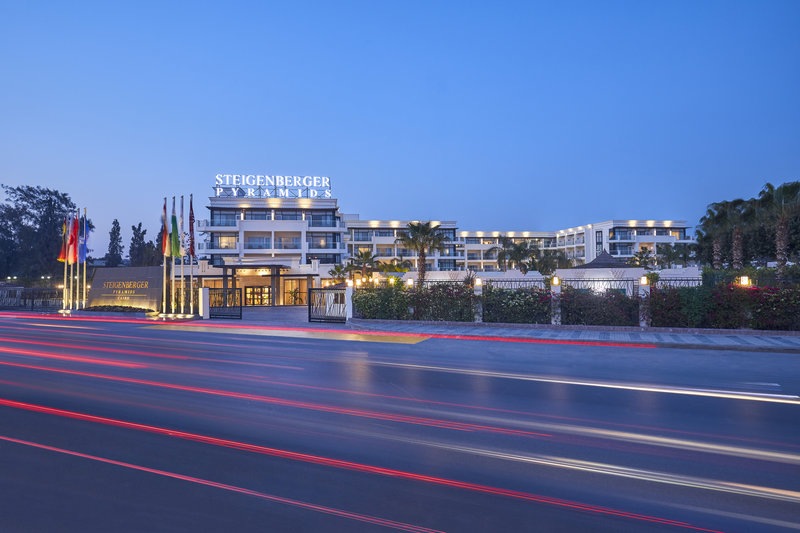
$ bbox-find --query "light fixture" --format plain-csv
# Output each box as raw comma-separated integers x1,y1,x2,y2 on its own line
346,280,354,287
640,276,649,285
475,278,482,286
551,276,560,286
739,275,751,287
406,278,414,287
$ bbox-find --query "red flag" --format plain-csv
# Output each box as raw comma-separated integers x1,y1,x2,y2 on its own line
161,198,170,257
57,216,68,262
67,213,79,264
188,194,195,257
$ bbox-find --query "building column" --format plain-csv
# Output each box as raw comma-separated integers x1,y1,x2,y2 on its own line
222,266,228,307
270,267,279,307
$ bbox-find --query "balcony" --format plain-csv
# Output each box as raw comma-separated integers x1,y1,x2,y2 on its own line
244,242,271,249
306,241,344,250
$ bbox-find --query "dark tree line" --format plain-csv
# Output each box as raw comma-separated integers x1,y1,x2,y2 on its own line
696,181,800,273
0,185,86,280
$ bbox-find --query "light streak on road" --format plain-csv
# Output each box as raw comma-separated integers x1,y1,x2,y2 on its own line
371,362,800,404
0,346,145,368
0,361,550,437
0,434,444,533
0,399,726,532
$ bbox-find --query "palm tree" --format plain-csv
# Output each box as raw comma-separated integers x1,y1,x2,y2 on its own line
535,251,571,276
394,221,449,284
699,203,727,269
488,238,538,273
377,258,412,273
656,243,681,269
350,249,378,279
327,264,349,283
758,182,800,275
628,248,655,269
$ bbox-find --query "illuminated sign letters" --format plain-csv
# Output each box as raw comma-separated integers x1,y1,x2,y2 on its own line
213,174,333,199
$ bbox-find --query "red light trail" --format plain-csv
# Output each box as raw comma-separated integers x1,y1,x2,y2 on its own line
0,398,725,532
0,433,443,533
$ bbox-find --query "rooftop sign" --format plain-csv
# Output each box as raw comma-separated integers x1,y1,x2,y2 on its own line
214,174,332,198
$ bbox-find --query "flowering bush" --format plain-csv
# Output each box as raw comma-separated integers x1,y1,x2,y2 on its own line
646,285,800,330
410,283,476,321
483,286,551,324
560,288,639,326
353,283,476,321
352,285,411,320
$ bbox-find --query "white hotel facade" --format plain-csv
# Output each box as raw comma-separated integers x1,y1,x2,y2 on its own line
195,175,695,305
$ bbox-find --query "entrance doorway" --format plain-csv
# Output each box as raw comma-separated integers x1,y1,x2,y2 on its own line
244,286,271,306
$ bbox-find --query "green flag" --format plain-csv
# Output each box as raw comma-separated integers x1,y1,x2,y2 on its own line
170,196,181,257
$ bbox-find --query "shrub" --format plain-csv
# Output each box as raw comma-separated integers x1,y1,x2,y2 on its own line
410,283,476,321
483,286,551,324
561,288,639,326
352,285,411,320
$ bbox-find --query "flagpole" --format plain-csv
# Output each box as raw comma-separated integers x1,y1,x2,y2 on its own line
82,208,87,308
69,210,74,310
189,194,195,315
171,196,176,315
162,197,167,315
180,195,185,315
62,216,68,310
75,208,80,310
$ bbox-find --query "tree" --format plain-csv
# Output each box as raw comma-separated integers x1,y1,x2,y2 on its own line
378,258,412,273
350,249,378,279
628,248,655,269
105,219,124,267
488,238,539,273
129,222,148,267
656,243,682,269
535,251,571,276
0,185,78,279
328,264,349,282
395,221,449,284
758,182,800,275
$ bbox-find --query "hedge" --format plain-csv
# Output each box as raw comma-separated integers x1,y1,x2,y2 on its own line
560,288,639,327
353,283,476,322
646,285,800,330
483,285,551,324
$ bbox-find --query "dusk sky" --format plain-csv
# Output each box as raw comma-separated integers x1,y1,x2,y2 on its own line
2,1,799,253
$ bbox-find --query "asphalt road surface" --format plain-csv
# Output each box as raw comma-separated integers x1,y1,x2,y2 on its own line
0,312,798,532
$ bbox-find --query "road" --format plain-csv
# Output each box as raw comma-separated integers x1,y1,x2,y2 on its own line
0,312,798,532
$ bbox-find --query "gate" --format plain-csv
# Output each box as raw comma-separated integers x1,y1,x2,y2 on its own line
208,288,242,319
308,288,347,323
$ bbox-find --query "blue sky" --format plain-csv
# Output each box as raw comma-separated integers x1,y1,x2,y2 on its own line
1,1,799,253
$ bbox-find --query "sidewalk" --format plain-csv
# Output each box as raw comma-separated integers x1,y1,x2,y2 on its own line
349,318,800,353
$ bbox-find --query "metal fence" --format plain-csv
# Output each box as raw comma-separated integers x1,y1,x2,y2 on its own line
308,288,347,323
208,288,242,319
655,277,703,288
559,278,639,295
0,288,63,310
483,278,548,290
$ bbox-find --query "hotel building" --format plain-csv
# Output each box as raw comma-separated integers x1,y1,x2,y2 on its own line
195,175,695,304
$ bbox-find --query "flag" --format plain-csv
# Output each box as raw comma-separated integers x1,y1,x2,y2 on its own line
179,195,186,256
161,198,170,257
78,215,90,263
170,196,181,257
188,194,195,258
57,216,68,262
67,212,79,265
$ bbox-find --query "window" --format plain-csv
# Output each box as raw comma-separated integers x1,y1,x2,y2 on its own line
596,230,603,255
308,212,336,227
307,233,339,249
244,209,269,220
275,237,301,249
307,254,340,264
211,233,238,249
635,228,654,236
656,228,670,236
438,259,456,271
373,229,394,237
210,254,237,266
465,237,480,244
274,210,302,220
245,236,270,249
439,229,456,240
352,230,372,241
211,210,237,226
